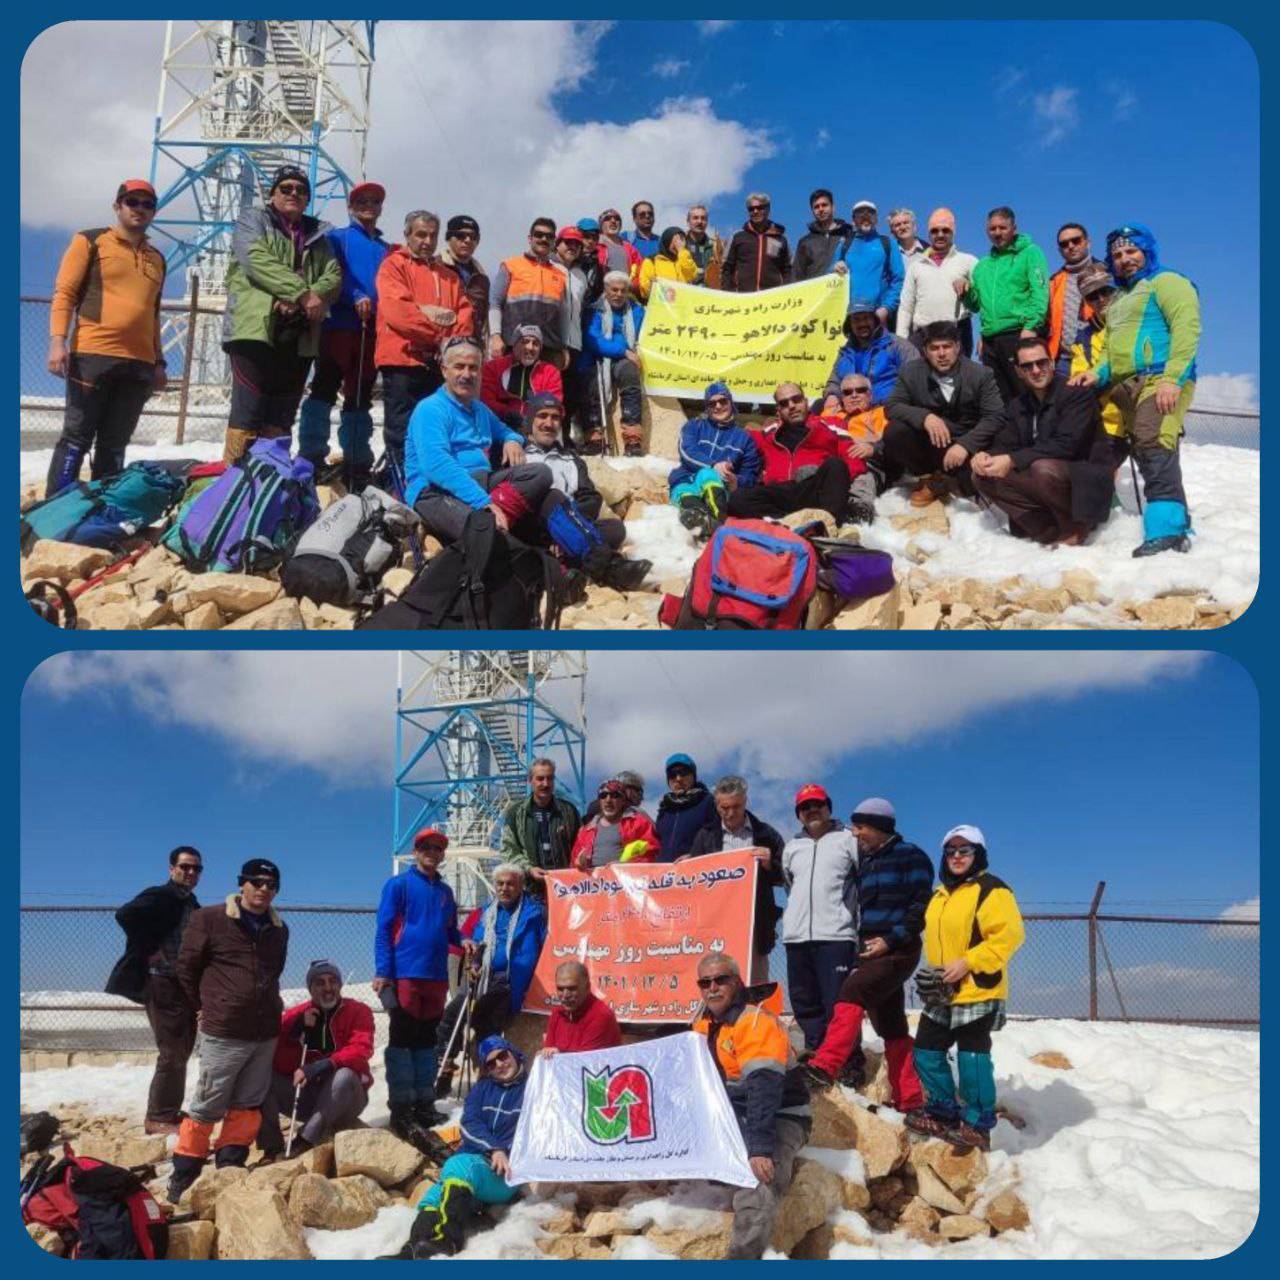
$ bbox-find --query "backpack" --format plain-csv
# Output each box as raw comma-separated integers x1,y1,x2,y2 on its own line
281,487,420,609
20,463,186,553
161,438,319,574
660,518,818,630
810,539,896,601
22,1146,168,1260
358,507,570,631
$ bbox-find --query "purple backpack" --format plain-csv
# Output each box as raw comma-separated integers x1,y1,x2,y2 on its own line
161,438,319,573
812,539,896,601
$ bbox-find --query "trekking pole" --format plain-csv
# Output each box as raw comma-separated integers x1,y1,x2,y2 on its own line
596,362,612,457
434,964,472,1093
1128,452,1144,516
285,1034,310,1159
456,946,485,1099
347,318,370,496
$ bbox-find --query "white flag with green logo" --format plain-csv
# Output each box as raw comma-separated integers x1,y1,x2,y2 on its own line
506,1031,755,1186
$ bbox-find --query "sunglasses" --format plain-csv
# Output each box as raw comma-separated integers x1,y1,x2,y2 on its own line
602,214,621,222
485,1050,514,1066
775,393,807,407
275,183,308,197
696,974,735,990
123,197,157,211
598,788,625,800
243,876,278,890
928,227,953,236
530,231,554,241
175,863,203,874
1058,234,1086,248
747,204,770,212
415,842,447,853
707,395,732,407
841,385,871,395
1017,357,1052,372
946,845,979,858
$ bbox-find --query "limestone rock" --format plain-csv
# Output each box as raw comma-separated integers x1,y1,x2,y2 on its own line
333,1127,424,1187
317,602,357,629
382,566,414,597
791,1222,835,1260
27,1222,65,1255
113,1132,169,1167
183,600,224,630
582,457,633,512
838,1174,872,1212
1017,586,1072,614
181,1165,248,1222
914,1163,969,1215
644,393,688,460
166,1219,217,1259
581,1207,636,1237
537,1232,613,1260
983,1189,1031,1234
868,1175,905,1210
897,1195,941,1241
223,597,304,630
900,599,944,630
78,599,142,630
184,572,282,616
22,540,116,582
247,1157,308,1197
1060,568,1100,604
890,503,949,537
1132,596,1196,628
134,595,175,628
1030,1050,1073,1070
288,1172,389,1230
939,1213,991,1240
810,1087,909,1179
215,1184,311,1260
645,1212,734,1260
772,1157,844,1254
538,1207,580,1236
831,582,900,631
907,1140,987,1210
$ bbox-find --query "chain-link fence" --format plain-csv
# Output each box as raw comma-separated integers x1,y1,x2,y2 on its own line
20,890,1259,1054
18,294,1261,454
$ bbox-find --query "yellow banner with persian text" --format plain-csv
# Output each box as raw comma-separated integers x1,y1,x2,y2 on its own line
637,274,849,401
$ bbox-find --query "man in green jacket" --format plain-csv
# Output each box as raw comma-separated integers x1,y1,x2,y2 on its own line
1069,222,1200,557
221,166,342,463
499,758,581,895
961,207,1049,405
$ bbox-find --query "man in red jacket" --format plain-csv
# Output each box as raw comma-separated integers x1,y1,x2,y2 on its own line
540,961,622,1055
728,382,869,524
258,960,375,1158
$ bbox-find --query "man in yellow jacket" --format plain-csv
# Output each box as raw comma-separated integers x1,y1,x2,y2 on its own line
908,825,1024,1152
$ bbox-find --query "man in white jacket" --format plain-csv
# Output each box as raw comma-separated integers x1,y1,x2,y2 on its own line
780,784,860,1056
895,208,978,356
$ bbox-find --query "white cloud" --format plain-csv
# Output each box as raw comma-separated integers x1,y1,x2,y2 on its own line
21,21,772,264
814,128,831,149
1106,81,1138,121
697,21,735,36
993,65,1028,97
1032,85,1080,147
1211,896,1259,940
652,58,689,78
1194,374,1259,413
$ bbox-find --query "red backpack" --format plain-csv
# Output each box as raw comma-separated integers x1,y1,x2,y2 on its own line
22,1146,169,1260
660,518,819,629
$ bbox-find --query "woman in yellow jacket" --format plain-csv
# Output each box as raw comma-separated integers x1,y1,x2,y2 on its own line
906,824,1024,1151
635,227,698,301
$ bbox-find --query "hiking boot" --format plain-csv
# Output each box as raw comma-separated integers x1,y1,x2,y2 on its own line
144,1117,182,1137
845,496,876,525
579,429,606,456
909,473,949,507
903,1110,954,1140
165,1155,205,1205
389,1103,433,1151
1132,533,1191,558
837,1058,866,1090
803,1063,837,1090
622,435,645,458
602,554,652,591
678,495,710,533
413,1099,445,1129
946,1121,992,1153
434,1065,456,1100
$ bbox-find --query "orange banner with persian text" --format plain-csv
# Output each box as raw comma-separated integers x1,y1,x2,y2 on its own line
522,848,760,1023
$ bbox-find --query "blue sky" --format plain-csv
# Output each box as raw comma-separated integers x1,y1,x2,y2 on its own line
19,19,1259,405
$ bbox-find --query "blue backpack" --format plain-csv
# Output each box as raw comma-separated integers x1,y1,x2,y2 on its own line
20,463,186,553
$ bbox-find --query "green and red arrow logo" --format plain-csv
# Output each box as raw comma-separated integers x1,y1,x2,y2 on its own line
582,1065,656,1145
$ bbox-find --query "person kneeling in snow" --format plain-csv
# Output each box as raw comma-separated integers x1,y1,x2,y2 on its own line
668,382,762,540
907,826,1024,1152
692,953,811,1260
391,1036,528,1258
258,960,374,1159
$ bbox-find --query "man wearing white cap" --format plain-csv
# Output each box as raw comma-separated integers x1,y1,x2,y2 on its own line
803,799,932,1121
830,200,905,328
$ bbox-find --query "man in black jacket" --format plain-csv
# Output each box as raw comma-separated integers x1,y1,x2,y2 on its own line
881,319,1007,503
721,193,791,293
684,776,783,981
793,189,852,281
971,336,1115,545
107,846,204,1134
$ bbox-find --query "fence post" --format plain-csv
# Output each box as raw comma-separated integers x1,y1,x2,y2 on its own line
174,275,200,446
1087,880,1106,1020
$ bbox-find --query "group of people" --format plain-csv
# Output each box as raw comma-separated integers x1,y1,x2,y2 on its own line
109,753,1026,1258
45,177,1200,566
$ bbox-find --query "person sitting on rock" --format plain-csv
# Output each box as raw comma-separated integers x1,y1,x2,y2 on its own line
802,798,932,1124
731,382,872,525
540,960,622,1055
257,960,374,1159
654,753,717,861
571,777,661,869
668,381,762,539
391,1036,528,1258
821,300,920,407
434,864,547,1099
578,272,645,456
480,324,563,432
691,953,811,1260
908,826,1025,1152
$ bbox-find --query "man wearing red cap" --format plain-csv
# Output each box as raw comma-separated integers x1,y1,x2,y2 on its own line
297,180,390,484
374,828,461,1150
44,180,168,496
779,785,860,1059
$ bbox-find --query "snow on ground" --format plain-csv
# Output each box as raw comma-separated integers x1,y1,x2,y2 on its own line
20,1018,1257,1260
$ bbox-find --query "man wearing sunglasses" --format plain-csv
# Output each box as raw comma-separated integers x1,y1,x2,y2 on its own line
107,846,204,1135
971,336,1114,546
571,777,661,869
895,208,978,355
721,193,792,293
623,199,661,259
488,217,570,365
440,214,490,346
692,954,811,1260
596,208,642,279
170,859,288,1201
1047,222,1104,376
45,179,168,496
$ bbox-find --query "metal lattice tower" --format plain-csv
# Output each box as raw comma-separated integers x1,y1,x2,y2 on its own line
393,652,588,910
149,20,375,390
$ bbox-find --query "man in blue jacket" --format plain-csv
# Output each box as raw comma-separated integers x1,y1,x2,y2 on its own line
831,201,905,326
393,1035,528,1258
297,181,389,481
668,382,762,538
655,754,717,862
374,826,460,1149
579,272,646,456
822,302,920,407
407,337,651,590
434,865,547,1096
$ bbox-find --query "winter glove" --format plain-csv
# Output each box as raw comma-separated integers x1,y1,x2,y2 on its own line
378,984,401,1013
914,966,957,1009
303,1057,336,1083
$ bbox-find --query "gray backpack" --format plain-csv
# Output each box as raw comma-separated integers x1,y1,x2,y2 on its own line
281,487,419,609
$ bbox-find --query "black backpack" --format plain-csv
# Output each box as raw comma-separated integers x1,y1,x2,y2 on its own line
357,508,573,631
